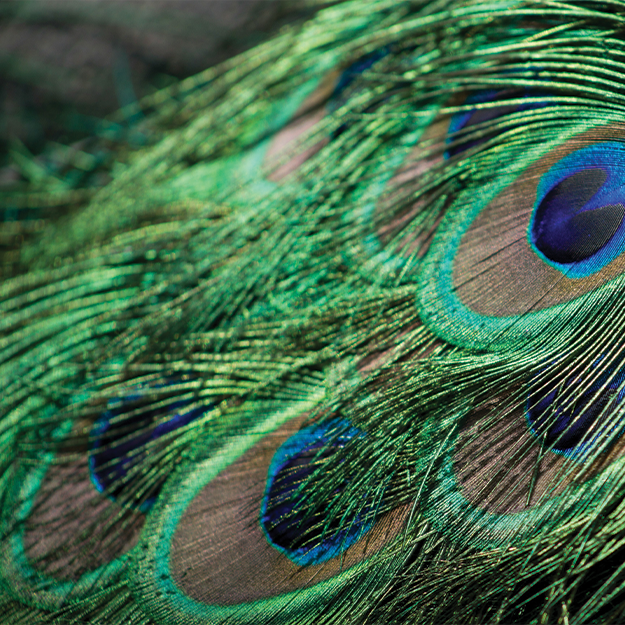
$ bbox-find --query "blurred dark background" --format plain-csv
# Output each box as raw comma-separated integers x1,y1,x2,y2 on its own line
0,0,307,168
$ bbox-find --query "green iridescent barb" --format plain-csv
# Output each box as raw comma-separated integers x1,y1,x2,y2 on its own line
3,0,625,623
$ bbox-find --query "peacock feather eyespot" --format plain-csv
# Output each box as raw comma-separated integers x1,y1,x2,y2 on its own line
419,346,625,556
418,124,625,350
327,48,390,138
445,88,550,158
89,380,208,512
0,371,216,610
528,142,625,277
526,355,625,460
427,395,622,550
129,402,409,624
0,427,145,608
260,419,376,566
330,49,389,107
340,107,445,280
263,47,391,183
10,3,625,623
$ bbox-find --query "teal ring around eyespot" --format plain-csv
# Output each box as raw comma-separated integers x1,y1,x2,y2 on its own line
424,426,624,551
128,377,407,625
527,141,625,278
128,386,362,625
0,448,131,610
260,419,372,567
160,55,342,208
344,109,439,281
416,123,625,351
162,142,276,204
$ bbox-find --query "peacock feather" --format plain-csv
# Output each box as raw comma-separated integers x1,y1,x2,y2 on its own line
3,0,625,622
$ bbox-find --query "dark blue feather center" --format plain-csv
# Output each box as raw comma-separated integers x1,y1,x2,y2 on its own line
329,49,388,138
446,89,546,158
528,142,625,277
89,383,205,511
532,168,625,264
331,49,388,102
527,359,625,457
261,420,376,566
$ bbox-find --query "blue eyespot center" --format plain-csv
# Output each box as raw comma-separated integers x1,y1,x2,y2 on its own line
529,142,625,277
532,168,625,264
527,358,625,458
331,49,388,105
329,49,388,138
89,382,205,511
446,89,547,158
261,420,376,566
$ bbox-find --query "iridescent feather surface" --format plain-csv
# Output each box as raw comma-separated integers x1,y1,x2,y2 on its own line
3,0,625,623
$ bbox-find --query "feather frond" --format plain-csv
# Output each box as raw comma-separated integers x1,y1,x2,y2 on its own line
4,1,625,623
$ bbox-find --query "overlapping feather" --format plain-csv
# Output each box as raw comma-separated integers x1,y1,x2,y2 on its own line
3,0,625,623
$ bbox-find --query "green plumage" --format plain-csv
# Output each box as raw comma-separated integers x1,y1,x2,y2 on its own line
3,0,625,623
